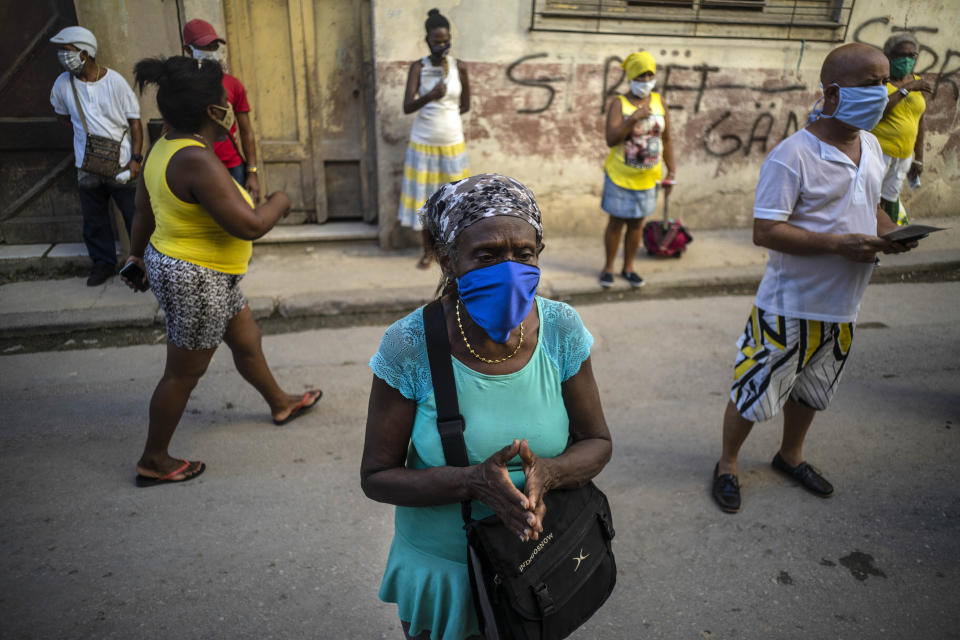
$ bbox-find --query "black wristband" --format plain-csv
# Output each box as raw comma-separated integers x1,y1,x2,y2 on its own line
131,153,143,163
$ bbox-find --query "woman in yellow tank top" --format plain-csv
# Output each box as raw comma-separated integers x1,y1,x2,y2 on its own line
120,56,322,485
599,51,676,289
870,33,932,225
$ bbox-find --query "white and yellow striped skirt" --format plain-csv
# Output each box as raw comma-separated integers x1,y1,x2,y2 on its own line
398,140,470,230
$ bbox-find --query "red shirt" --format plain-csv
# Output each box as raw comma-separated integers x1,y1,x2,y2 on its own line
214,73,251,169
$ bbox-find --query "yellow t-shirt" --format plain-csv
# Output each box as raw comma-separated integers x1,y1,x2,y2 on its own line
145,136,254,275
603,93,665,191
871,75,926,159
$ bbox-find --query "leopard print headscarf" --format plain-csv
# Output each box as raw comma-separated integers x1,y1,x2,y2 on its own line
419,174,543,247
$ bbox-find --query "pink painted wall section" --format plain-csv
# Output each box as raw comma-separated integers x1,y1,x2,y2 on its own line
375,53,960,246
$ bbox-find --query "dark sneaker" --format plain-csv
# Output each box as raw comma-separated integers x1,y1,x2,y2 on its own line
598,271,614,288
86,263,115,287
712,463,741,513
621,270,645,288
771,452,834,497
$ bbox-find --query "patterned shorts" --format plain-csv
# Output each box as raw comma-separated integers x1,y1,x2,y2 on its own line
144,244,247,350
731,306,855,422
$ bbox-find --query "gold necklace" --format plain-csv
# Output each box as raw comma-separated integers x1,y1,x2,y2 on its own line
456,299,523,364
190,133,207,146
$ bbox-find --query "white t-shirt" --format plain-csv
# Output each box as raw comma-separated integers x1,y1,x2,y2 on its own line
753,128,883,323
410,56,464,147
50,69,140,168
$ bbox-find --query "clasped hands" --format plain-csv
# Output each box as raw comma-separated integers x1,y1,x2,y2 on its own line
470,438,553,543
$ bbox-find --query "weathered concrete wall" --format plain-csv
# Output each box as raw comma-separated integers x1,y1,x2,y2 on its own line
372,0,960,247
74,0,184,128
75,0,228,129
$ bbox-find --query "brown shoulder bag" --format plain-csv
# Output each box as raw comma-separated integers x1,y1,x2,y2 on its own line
70,75,127,178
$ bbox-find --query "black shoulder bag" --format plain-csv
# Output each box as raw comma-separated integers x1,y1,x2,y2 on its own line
423,299,617,640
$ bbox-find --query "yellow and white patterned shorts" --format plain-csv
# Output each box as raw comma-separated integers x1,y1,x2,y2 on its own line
731,306,855,422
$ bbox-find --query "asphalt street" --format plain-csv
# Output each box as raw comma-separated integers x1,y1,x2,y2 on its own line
1,282,958,639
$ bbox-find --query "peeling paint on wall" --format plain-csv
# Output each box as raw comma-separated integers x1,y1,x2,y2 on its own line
377,59,958,245
373,2,960,246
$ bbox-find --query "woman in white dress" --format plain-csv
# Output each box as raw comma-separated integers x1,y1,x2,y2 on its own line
399,8,471,268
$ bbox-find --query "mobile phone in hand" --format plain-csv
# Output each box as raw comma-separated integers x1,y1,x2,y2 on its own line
119,262,150,291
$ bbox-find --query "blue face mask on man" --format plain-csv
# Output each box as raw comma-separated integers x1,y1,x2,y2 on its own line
456,261,540,344
809,82,889,130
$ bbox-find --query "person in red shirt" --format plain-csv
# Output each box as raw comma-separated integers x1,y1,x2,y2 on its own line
181,19,260,202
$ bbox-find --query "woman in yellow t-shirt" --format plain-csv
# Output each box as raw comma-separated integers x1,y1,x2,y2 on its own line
121,56,322,486
870,33,932,224
599,51,676,289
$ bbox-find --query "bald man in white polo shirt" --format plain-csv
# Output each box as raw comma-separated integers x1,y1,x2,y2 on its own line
711,43,916,514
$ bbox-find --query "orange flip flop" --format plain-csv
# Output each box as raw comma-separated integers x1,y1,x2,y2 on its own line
135,459,206,487
273,390,323,426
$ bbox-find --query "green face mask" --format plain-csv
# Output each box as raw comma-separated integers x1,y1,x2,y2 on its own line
889,56,916,79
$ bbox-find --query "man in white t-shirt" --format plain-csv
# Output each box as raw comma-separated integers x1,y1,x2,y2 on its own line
49,26,143,286
711,43,916,514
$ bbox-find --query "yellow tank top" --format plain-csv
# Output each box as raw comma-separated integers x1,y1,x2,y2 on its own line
871,76,926,159
603,93,665,191
145,136,254,274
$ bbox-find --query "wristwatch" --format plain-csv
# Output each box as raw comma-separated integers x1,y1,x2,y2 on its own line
898,87,909,97
246,166,258,174
131,153,143,163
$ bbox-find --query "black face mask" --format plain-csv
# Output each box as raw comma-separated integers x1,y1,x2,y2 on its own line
427,41,450,58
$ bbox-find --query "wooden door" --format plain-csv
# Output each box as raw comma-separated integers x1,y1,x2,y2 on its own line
223,0,376,224
0,0,80,244
223,0,316,224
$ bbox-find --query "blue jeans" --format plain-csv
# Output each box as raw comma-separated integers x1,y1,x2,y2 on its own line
76,169,136,266
227,163,246,185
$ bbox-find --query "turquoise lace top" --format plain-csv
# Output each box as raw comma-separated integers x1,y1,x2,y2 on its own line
368,297,594,640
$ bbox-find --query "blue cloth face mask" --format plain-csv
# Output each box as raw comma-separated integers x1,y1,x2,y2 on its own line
456,261,540,344
809,82,889,130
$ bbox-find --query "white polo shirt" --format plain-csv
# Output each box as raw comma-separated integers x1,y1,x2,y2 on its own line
753,128,884,323
50,69,140,169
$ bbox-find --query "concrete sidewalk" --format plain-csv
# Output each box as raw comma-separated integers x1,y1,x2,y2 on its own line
1,219,957,339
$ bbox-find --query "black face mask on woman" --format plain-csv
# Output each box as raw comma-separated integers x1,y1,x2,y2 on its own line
427,41,450,58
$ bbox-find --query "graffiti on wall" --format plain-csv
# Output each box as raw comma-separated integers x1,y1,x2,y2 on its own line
504,14,960,160
607,56,808,157
505,52,809,158
600,57,806,115
505,53,567,114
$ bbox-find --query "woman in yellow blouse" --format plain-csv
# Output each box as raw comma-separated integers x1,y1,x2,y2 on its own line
599,51,676,289
122,56,321,485
871,34,933,224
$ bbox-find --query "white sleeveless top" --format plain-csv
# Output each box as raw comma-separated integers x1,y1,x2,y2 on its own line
409,56,464,147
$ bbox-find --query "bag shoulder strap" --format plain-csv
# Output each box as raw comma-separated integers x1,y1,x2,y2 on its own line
69,76,89,135
70,74,129,143
423,299,473,523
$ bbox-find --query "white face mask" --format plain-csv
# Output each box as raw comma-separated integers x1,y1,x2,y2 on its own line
190,45,223,63
57,49,85,75
629,79,656,98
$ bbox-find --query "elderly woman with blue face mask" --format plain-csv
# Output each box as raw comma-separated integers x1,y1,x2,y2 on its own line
361,174,612,640
599,51,676,289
